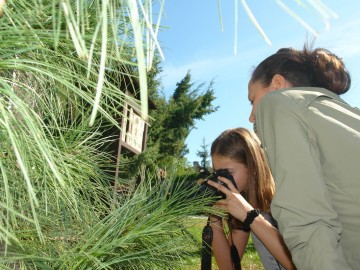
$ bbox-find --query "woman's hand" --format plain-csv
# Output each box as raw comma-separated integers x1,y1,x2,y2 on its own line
208,177,254,222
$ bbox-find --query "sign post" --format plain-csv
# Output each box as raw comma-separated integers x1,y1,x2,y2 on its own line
113,101,148,196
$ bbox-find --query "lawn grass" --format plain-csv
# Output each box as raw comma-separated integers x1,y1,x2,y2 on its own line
182,216,264,270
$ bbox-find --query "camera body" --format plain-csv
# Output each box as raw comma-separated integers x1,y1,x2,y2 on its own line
198,168,237,199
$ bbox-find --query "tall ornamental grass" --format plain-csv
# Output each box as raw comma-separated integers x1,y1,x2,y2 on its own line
0,0,215,269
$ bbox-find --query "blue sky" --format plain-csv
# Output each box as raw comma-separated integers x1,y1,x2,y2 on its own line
157,0,360,164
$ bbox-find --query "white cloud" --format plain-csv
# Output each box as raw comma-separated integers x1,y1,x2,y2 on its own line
317,17,360,58
160,56,232,91
160,44,273,92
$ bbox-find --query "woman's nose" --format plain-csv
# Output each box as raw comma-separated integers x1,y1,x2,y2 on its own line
249,112,255,123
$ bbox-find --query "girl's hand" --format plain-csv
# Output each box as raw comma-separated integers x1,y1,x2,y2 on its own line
207,177,253,222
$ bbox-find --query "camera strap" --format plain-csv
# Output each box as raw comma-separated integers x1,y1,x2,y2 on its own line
229,214,241,270
201,216,213,270
201,215,241,270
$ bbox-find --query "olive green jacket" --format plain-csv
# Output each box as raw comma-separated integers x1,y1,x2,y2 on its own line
256,87,360,270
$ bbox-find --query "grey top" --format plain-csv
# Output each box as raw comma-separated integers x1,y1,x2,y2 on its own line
256,87,360,269
251,212,285,270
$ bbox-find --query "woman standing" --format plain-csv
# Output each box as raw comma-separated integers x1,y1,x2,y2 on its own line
244,45,360,269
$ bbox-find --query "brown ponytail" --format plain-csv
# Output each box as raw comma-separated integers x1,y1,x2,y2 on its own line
251,43,351,95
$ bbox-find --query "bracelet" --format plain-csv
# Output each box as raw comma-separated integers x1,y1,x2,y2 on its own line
242,209,261,232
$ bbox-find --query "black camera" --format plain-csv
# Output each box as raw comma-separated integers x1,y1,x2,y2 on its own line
198,169,237,199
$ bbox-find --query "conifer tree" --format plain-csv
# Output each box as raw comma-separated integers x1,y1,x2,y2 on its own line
196,138,211,169
149,70,218,167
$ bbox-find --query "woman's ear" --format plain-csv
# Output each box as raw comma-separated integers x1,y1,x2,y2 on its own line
270,74,291,90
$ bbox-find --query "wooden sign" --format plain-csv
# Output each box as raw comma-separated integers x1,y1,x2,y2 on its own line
120,103,147,154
